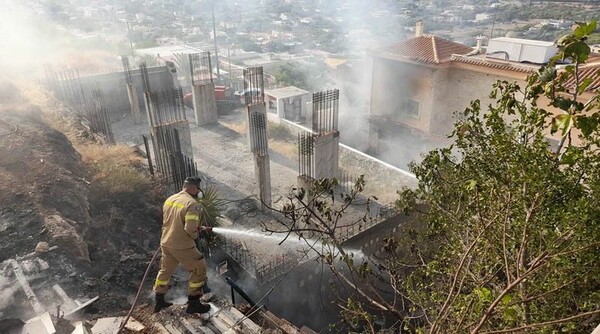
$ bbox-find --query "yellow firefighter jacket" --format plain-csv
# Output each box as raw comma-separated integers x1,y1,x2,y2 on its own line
160,190,202,249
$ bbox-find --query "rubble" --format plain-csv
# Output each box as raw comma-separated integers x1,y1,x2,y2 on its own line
35,242,50,253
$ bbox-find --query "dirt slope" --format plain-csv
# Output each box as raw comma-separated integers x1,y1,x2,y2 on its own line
0,106,90,262
0,84,163,321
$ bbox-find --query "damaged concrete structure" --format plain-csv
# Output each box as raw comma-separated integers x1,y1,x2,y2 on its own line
0,247,99,334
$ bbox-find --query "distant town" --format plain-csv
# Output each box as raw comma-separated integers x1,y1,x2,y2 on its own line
27,0,600,56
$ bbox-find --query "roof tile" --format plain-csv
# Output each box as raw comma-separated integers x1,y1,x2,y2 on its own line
450,55,536,73
563,65,600,93
377,36,474,64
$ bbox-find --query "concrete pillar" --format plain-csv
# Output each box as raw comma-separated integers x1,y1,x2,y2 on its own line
171,120,193,159
296,174,316,238
255,154,272,211
246,103,272,211
149,121,194,173
126,83,142,124
245,104,267,151
297,174,314,198
192,83,218,125
314,132,340,179
277,99,285,119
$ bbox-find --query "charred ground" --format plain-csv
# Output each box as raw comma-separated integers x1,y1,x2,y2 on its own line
0,83,163,321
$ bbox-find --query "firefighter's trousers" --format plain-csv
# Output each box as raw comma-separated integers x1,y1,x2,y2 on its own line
153,246,206,296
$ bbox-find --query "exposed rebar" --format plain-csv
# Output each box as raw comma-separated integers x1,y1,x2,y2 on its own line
243,67,265,106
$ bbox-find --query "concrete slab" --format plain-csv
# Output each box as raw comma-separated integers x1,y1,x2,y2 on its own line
21,312,55,334
64,296,99,320
9,260,44,314
90,317,121,334
90,316,144,333
265,86,310,100
70,322,90,334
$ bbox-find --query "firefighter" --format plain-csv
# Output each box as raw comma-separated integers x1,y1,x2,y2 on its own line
153,176,212,314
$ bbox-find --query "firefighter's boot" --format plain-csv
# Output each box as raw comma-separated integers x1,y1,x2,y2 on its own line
186,295,211,314
153,293,173,313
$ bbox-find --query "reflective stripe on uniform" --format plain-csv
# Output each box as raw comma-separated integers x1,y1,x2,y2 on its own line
188,280,205,288
185,214,200,221
165,200,185,209
155,278,169,286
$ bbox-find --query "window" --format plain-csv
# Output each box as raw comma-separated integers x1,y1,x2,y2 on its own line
403,99,420,118
392,99,420,120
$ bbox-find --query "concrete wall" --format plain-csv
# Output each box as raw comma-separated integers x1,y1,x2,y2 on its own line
76,66,176,118
266,117,417,192
250,211,423,331
370,58,434,132
431,68,528,135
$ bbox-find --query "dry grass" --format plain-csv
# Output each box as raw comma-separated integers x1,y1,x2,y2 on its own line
269,139,297,160
15,82,80,139
78,143,151,196
77,143,144,167
220,119,247,135
267,122,294,141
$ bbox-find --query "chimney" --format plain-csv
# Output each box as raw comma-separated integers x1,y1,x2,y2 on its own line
475,35,488,53
415,21,424,38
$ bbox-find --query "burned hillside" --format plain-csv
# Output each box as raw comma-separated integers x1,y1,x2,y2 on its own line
0,84,164,322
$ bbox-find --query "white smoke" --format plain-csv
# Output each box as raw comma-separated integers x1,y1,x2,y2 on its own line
0,277,20,310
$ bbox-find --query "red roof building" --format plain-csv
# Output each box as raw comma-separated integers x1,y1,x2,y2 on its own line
367,24,560,166
367,24,600,167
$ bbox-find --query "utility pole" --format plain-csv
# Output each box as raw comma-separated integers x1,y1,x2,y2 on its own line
126,21,135,58
489,12,497,40
212,1,221,80
227,46,233,87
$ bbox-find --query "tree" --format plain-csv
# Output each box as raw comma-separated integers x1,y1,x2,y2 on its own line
269,22,600,333
396,20,600,333
273,63,309,90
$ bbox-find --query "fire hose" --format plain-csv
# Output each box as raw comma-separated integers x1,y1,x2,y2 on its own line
116,246,160,334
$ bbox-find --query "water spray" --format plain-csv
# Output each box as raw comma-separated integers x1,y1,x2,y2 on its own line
211,227,368,260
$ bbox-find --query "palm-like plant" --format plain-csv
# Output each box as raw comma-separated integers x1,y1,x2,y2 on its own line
198,185,227,227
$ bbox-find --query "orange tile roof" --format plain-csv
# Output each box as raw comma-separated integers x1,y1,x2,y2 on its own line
450,55,537,73
377,36,474,64
563,65,600,93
